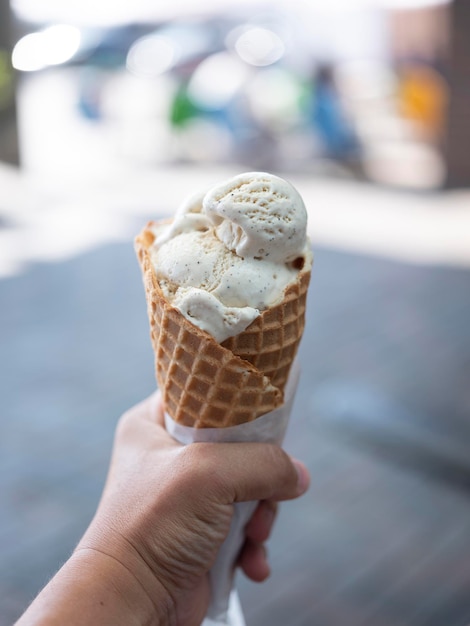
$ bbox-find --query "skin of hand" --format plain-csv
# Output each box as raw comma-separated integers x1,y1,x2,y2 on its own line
18,393,310,626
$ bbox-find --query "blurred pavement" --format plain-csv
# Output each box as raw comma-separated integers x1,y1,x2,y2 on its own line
2,164,470,625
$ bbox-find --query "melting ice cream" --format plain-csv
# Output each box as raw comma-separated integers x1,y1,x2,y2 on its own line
149,172,312,343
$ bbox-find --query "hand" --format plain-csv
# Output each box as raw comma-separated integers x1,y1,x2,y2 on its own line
18,392,310,626
79,392,310,625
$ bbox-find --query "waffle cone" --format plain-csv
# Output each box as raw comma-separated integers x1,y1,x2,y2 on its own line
221,267,310,392
135,221,311,428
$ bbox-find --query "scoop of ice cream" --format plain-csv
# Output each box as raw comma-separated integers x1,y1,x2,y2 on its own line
155,189,208,247
150,172,311,342
202,172,307,263
169,288,258,343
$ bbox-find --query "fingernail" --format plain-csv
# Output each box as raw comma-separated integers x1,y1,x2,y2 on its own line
293,460,310,495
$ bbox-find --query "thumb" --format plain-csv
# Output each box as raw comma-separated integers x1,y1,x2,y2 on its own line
207,442,310,504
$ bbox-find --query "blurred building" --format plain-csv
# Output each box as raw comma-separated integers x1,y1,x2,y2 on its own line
3,0,470,190
442,0,470,187
0,0,19,164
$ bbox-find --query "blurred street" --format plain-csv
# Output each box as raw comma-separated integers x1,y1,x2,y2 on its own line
3,1,470,623
2,163,470,625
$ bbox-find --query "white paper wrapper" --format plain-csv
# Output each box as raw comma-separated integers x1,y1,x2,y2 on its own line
164,360,300,625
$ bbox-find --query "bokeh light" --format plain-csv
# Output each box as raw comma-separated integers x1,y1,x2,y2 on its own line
187,52,249,110
126,35,175,78
233,27,285,67
12,24,81,72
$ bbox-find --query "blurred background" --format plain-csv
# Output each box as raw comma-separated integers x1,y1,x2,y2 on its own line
2,0,470,624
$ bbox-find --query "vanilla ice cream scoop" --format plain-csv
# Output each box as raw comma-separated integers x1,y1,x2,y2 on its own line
150,172,312,342
203,172,307,263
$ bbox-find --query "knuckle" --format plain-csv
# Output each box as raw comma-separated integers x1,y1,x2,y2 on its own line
173,443,227,494
263,442,282,464
264,444,297,492
115,410,134,440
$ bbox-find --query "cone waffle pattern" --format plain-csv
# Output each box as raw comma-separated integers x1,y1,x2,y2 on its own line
136,221,311,428
222,270,310,392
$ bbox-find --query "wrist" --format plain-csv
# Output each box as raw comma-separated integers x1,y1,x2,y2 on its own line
17,545,172,626
70,547,168,626
18,545,173,626
73,523,177,626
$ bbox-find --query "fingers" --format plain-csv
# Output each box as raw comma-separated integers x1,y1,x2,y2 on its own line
245,501,277,544
239,500,279,582
116,391,177,450
118,395,310,505
238,539,270,583
127,391,163,425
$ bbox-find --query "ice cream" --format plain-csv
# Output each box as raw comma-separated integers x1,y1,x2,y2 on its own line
135,171,312,428
148,172,312,343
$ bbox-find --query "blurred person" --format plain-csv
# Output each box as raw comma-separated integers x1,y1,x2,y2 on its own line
77,67,106,122
16,392,310,626
169,74,201,131
168,63,205,162
307,64,359,160
167,57,252,166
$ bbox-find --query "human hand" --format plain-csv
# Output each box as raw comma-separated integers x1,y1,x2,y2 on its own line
76,392,310,626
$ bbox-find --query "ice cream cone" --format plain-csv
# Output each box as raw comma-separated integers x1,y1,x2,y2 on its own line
135,221,311,429
221,267,310,392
